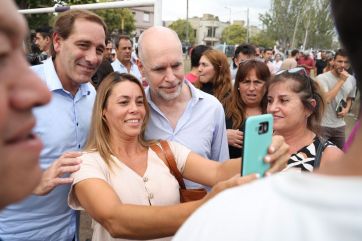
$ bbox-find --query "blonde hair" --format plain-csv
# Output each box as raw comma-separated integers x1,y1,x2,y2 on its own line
84,72,154,168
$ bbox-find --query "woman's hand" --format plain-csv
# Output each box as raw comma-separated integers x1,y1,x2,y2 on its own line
264,135,290,175
227,129,243,149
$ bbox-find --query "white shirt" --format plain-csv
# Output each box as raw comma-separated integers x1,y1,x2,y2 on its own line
111,58,142,82
174,172,362,241
69,141,191,241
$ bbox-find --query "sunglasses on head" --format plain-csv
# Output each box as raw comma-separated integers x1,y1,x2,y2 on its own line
275,67,307,76
275,67,314,95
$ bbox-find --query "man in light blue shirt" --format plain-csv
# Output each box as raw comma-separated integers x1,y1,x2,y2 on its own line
111,35,142,81
0,10,107,241
138,26,229,189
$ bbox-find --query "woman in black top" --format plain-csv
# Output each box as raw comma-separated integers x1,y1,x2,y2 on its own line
224,60,271,158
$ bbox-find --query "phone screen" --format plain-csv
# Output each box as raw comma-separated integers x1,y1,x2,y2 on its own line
241,114,273,177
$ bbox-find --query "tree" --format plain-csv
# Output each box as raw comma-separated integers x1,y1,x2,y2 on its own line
221,24,247,45
16,0,59,29
260,0,334,50
93,0,135,35
16,0,136,37
95,7,135,36
169,19,195,44
250,31,275,48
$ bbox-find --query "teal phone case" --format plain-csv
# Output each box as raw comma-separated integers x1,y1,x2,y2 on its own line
241,114,273,177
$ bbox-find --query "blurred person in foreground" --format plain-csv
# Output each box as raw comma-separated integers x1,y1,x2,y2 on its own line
0,9,107,241
173,1,362,239
0,0,51,211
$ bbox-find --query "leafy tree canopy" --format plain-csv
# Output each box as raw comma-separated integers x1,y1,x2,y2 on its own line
221,24,247,45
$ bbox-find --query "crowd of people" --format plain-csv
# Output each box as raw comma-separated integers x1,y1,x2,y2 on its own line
1,0,362,240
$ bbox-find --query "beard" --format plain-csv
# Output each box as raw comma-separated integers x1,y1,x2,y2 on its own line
157,83,183,101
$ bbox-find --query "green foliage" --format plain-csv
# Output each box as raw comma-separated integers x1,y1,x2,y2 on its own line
168,19,195,44
95,7,135,35
16,0,58,29
221,24,247,45
16,0,135,36
260,0,334,50
250,31,275,48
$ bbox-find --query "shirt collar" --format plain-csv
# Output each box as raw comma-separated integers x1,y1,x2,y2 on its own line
42,58,94,96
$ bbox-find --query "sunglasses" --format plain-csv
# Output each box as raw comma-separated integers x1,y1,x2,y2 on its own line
275,67,307,76
275,67,314,95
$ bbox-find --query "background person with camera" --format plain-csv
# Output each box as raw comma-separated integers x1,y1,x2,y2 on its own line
316,49,356,149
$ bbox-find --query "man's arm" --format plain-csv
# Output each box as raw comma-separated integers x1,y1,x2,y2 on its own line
318,71,349,104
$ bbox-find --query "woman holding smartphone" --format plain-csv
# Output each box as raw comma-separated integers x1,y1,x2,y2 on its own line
68,72,289,241
267,69,343,172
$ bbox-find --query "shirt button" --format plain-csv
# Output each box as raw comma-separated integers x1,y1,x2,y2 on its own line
78,144,81,149
148,193,154,199
143,177,148,182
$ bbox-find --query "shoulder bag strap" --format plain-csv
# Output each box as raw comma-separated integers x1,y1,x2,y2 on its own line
150,141,186,189
314,137,327,169
159,140,186,189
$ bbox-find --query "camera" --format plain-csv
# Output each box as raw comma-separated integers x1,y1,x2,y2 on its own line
26,53,48,66
258,121,269,134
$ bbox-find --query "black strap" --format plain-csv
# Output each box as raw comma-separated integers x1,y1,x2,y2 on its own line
314,137,327,169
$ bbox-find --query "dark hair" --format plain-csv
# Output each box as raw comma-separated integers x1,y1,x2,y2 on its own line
268,72,325,134
51,10,108,57
232,44,256,68
190,45,210,68
115,35,132,49
35,26,52,38
263,48,273,53
334,48,348,60
225,60,271,129
291,49,299,57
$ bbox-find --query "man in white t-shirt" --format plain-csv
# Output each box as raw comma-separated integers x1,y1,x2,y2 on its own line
317,49,356,149
173,1,362,240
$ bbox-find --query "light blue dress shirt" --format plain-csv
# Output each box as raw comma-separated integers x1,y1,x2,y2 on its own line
0,58,96,241
111,58,142,82
145,81,229,189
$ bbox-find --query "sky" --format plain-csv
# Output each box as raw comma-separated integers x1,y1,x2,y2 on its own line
162,0,272,27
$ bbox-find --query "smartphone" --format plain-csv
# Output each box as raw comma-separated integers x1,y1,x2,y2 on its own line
241,114,273,177
335,99,347,113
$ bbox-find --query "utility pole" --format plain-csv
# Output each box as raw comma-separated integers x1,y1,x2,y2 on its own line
186,0,189,44
246,8,250,43
225,6,231,44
